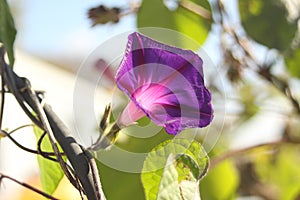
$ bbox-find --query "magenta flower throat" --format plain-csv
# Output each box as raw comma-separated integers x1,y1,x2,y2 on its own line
116,32,213,135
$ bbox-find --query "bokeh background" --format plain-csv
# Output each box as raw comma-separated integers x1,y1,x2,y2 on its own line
1,0,300,199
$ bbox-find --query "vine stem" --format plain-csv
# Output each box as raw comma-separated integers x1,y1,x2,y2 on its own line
0,47,105,199
0,173,58,200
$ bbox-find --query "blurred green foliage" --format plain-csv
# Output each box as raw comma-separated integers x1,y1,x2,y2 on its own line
96,161,145,200
0,0,16,66
285,48,300,78
239,0,297,51
137,0,211,49
238,84,259,120
200,159,239,200
254,145,300,199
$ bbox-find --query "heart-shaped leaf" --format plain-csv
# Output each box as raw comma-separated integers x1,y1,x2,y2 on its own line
141,138,209,200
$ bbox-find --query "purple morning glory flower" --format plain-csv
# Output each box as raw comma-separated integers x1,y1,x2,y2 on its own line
116,32,213,135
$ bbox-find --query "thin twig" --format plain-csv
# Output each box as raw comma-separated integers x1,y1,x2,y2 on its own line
44,104,103,199
25,80,80,193
9,124,34,134
119,2,140,18
81,145,106,200
0,61,5,129
6,124,63,159
179,0,212,20
37,131,58,162
2,60,42,127
217,0,300,115
0,129,61,158
0,173,59,200
0,129,44,154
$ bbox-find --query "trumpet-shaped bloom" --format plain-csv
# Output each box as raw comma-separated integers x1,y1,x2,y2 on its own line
116,32,213,135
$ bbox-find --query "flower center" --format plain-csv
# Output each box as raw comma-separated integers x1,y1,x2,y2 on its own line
133,83,168,111
117,84,172,127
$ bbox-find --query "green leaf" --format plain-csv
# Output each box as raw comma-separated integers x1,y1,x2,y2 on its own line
179,179,200,200
33,126,64,195
200,159,239,200
175,154,201,200
141,138,209,200
157,155,182,200
285,48,300,78
0,0,17,66
137,0,212,49
239,0,297,51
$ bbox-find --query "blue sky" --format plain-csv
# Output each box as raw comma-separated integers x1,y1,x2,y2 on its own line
15,0,137,61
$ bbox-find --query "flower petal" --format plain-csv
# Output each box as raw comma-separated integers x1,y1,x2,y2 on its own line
116,32,213,134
